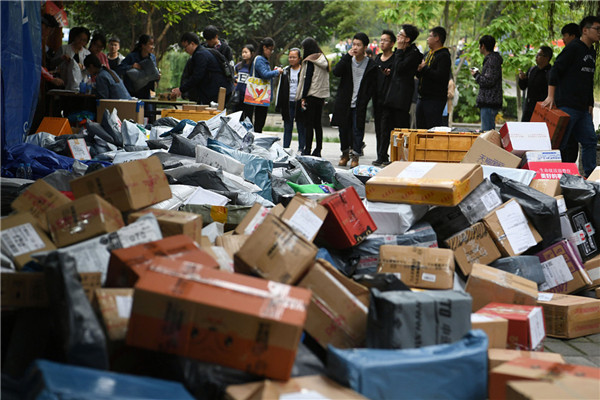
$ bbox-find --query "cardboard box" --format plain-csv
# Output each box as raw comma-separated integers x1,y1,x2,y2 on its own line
445,222,502,276
10,179,71,232
529,102,571,149
0,213,56,269
97,99,144,124
1,271,100,308
126,260,311,380
127,209,203,244
536,240,592,294
521,150,562,164
297,261,368,349
523,161,579,180
462,135,522,168
319,259,370,307
233,204,284,236
489,358,600,400
366,162,484,206
70,157,171,212
280,194,328,242
95,288,134,341
529,179,561,196
483,199,543,257
225,375,368,400
506,376,600,400
465,263,539,312
378,245,455,289
471,312,508,349
215,234,249,259
488,348,565,370
499,122,552,156
587,166,600,182
46,194,125,247
318,187,376,249
583,255,600,289
478,303,545,351
536,292,600,338
564,207,599,261
234,214,317,284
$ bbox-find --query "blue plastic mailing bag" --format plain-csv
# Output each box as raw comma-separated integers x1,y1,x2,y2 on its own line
19,359,194,399
327,330,488,400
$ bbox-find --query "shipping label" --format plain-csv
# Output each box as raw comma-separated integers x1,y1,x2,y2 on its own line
1,223,46,257
539,255,574,291
496,201,537,254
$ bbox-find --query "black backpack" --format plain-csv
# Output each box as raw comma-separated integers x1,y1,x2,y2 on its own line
206,47,235,85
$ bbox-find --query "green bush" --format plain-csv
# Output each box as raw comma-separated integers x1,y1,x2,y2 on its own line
157,50,190,93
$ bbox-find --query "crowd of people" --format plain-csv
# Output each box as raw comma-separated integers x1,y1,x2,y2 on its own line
39,14,600,176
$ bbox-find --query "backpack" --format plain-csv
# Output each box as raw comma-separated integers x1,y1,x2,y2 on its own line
206,47,235,85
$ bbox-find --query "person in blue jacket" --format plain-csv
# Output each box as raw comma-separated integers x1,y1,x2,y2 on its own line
117,34,158,100
242,37,282,133
84,54,132,100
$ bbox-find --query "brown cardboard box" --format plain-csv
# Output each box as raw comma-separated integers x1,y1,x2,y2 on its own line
95,288,134,341
297,261,368,349
0,213,56,269
583,255,600,289
480,129,503,146
366,162,484,206
2,271,101,308
10,179,71,232
465,264,539,312
233,204,284,236
488,348,565,370
536,240,592,294
46,194,125,247
225,375,368,400
444,222,502,276
234,214,317,284
536,293,600,338
587,166,600,182
70,157,171,212
280,194,328,242
319,259,370,307
215,234,249,259
483,199,543,257
378,245,455,289
128,209,203,244
471,312,508,349
462,136,522,168
97,99,144,124
530,102,571,149
529,179,561,197
127,259,311,381
506,376,600,400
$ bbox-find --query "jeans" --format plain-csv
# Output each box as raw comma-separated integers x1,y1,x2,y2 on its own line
302,97,324,155
559,106,597,177
416,98,445,129
480,107,499,131
339,108,364,154
283,101,305,149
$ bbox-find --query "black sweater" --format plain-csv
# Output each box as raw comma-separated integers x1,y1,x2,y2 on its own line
416,47,451,101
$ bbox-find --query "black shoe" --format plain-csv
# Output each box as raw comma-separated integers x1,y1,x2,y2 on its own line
372,159,383,167
360,142,366,156
381,160,391,166
311,149,322,157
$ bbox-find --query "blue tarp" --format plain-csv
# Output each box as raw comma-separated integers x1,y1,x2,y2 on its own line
1,1,41,149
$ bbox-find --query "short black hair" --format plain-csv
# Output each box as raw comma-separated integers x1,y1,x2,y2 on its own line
401,24,419,43
91,33,106,48
83,53,102,69
366,48,373,56
539,45,553,60
479,35,496,52
353,32,369,47
430,26,446,45
108,37,120,44
68,27,91,44
561,22,581,37
382,29,395,43
203,25,219,40
580,15,600,32
180,32,200,45
41,13,59,28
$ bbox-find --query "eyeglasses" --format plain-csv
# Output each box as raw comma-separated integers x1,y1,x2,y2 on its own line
589,26,600,32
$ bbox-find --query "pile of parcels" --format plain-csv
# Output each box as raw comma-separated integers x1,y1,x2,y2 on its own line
1,106,600,400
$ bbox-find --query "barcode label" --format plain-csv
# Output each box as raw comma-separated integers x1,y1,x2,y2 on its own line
1,223,46,257
481,190,502,212
422,273,437,282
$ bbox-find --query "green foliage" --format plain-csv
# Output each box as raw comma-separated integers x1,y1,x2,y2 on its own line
156,50,190,93
453,67,479,123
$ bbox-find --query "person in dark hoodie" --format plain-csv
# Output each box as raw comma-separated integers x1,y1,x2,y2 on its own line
542,15,600,177
518,46,552,122
472,35,503,131
332,32,378,168
416,26,451,129
202,25,233,63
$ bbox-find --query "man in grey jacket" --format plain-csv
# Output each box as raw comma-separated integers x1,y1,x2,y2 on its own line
471,35,503,131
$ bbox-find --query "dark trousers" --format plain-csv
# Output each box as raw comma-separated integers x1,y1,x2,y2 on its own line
283,101,305,149
302,96,325,156
338,108,364,154
416,98,445,129
374,104,410,162
242,103,268,133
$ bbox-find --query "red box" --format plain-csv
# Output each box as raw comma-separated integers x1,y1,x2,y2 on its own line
477,303,546,351
530,102,571,149
522,162,579,180
317,187,376,249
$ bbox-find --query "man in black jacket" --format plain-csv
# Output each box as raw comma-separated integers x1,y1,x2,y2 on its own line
332,32,378,168
472,35,503,131
202,25,233,63
519,46,552,122
542,16,600,177
416,26,451,129
171,32,232,105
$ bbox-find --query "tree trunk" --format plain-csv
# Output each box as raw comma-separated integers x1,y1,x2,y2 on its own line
515,75,522,121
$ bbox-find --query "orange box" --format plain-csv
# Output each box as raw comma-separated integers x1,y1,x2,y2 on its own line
530,102,571,149
489,357,600,400
477,303,545,351
35,117,71,136
127,258,311,380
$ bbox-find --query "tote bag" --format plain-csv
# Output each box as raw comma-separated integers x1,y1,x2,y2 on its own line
244,57,271,106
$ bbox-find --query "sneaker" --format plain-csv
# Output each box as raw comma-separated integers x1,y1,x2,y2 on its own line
372,159,382,167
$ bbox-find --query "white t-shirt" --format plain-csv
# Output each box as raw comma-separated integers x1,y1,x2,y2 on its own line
289,67,300,102
351,56,368,108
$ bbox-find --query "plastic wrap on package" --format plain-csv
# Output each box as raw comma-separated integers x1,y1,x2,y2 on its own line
158,119,196,137
482,165,536,185
146,138,172,150
121,120,147,147
271,173,296,204
89,136,119,157
153,152,196,170
124,144,152,152
195,145,245,177
169,134,202,157
112,150,166,164
202,222,224,244
352,273,411,292
248,144,274,161
152,116,179,128
560,174,600,240
42,169,85,191
366,289,472,350
86,120,116,145
42,252,109,370
100,108,124,148
334,170,366,198
273,162,312,185
150,125,173,140
214,118,254,151
490,256,546,285
174,169,230,191
150,184,197,210
327,330,488,400
187,121,212,141
253,134,280,149
25,131,57,148
180,204,253,231
364,200,427,235
490,172,561,249
295,155,337,184
235,191,275,207
182,186,230,206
